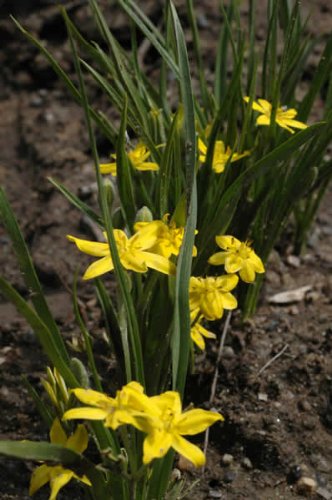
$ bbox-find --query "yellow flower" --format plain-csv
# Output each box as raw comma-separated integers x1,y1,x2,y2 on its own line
198,138,250,174
244,97,308,134
190,316,216,350
134,216,197,258
29,419,91,500
67,229,175,279
63,382,152,430
100,143,159,175
138,391,223,467
208,235,265,283
64,383,223,468
189,275,238,321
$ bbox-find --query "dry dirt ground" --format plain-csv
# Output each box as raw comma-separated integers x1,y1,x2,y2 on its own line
0,1,332,499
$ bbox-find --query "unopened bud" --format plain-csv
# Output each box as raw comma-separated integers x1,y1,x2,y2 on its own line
135,206,153,223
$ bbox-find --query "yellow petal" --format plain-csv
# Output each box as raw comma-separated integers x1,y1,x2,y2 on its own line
257,99,272,113
212,160,227,174
73,473,92,486
100,162,117,175
198,138,207,155
63,407,108,421
66,424,89,454
135,161,159,171
131,225,160,250
67,235,109,257
256,114,271,126
176,409,223,435
29,464,50,495
197,322,216,340
150,391,182,415
221,292,238,309
83,256,114,280
121,252,149,273
200,291,223,320
49,469,74,500
215,235,240,250
239,262,256,283
250,253,265,273
50,419,67,446
105,409,139,430
278,118,307,130
71,388,113,406
280,108,298,119
191,326,205,350
216,274,239,291
231,150,250,163
142,251,176,275
171,434,206,467
208,251,227,266
143,430,172,464
224,254,243,273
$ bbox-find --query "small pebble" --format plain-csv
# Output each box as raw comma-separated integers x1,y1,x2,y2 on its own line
298,399,312,412
302,417,316,430
317,487,332,500
223,346,235,358
258,392,268,402
170,468,181,481
208,490,222,499
241,457,253,470
296,477,317,495
30,95,43,107
286,255,301,268
288,305,300,315
221,453,234,466
223,470,236,483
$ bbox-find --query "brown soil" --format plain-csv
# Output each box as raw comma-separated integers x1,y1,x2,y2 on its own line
0,1,332,499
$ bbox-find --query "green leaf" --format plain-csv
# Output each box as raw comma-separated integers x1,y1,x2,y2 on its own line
117,0,179,78
48,178,104,228
299,35,332,121
0,441,81,464
0,187,70,363
168,2,197,396
116,97,137,229
0,276,78,387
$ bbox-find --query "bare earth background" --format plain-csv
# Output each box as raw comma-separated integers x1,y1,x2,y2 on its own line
0,1,332,499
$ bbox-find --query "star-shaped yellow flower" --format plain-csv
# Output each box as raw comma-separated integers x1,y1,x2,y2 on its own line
244,97,308,134
29,419,91,500
100,143,159,175
189,275,238,321
139,391,223,467
63,381,152,430
198,138,250,174
67,228,175,279
134,216,197,258
208,235,265,283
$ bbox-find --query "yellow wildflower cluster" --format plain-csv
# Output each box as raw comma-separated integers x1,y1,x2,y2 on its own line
63,382,222,467
189,235,265,350
68,213,264,350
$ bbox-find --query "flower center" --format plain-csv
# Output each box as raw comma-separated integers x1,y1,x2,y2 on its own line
236,242,251,259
